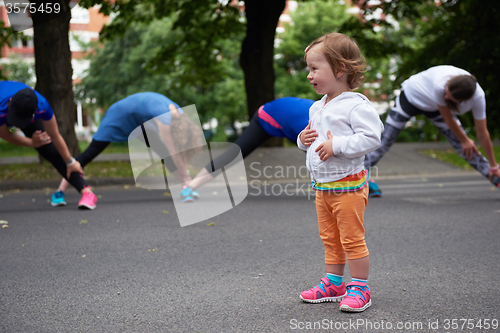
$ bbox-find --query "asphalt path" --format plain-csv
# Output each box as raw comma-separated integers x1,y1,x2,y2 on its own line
0,174,499,332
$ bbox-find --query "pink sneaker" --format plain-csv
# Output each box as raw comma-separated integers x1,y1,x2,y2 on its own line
78,190,97,210
300,277,346,303
340,282,371,312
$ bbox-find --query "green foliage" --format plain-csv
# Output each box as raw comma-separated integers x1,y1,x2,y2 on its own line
274,0,396,102
0,22,18,47
1,55,36,87
0,22,29,79
76,14,246,138
0,137,35,157
77,18,177,110
78,0,244,87
275,1,352,99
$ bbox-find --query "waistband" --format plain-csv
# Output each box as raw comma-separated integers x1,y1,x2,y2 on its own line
312,170,368,193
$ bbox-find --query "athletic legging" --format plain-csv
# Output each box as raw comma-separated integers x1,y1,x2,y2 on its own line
22,119,87,192
364,90,500,186
205,111,272,175
77,131,177,173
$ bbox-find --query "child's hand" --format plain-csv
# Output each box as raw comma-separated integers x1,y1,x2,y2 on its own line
315,131,334,161
299,121,318,146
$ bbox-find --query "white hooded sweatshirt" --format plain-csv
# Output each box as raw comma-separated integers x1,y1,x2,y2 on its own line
297,92,384,183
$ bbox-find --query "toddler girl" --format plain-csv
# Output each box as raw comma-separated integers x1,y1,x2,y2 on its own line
298,32,383,312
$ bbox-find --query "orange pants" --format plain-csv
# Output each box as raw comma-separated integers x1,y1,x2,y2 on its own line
315,186,369,265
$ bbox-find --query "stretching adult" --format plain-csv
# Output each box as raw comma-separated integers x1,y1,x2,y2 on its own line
180,97,315,202
365,65,500,197
0,81,97,209
52,92,202,206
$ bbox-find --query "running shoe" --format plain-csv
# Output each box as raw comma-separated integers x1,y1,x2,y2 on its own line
51,190,67,207
180,186,194,203
339,282,372,312
78,190,97,210
191,189,200,199
368,180,382,197
300,277,347,303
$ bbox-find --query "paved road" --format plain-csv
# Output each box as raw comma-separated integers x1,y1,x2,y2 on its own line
1,171,499,332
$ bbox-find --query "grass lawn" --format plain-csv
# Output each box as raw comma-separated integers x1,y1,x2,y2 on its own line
0,140,129,157
420,145,500,170
0,140,133,182
0,161,134,182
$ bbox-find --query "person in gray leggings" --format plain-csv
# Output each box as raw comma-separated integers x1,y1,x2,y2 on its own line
365,66,500,197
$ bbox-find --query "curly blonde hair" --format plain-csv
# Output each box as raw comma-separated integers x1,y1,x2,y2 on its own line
304,32,366,90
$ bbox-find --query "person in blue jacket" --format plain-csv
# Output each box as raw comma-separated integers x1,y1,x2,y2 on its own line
0,81,97,209
180,97,315,202
51,92,203,206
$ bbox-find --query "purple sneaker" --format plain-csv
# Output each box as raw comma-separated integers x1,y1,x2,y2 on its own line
300,277,346,303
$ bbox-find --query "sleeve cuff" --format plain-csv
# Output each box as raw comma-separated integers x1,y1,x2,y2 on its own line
297,131,308,151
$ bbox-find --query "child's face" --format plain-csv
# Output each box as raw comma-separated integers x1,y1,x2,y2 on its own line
306,45,337,98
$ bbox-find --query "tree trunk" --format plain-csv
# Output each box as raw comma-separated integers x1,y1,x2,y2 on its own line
240,0,286,148
31,0,79,157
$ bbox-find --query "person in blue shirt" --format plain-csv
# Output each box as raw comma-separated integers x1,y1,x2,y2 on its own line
0,81,97,209
180,97,315,202
52,92,202,205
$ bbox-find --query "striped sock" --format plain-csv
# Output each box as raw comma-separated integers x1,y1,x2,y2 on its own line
326,273,343,286
351,278,369,290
